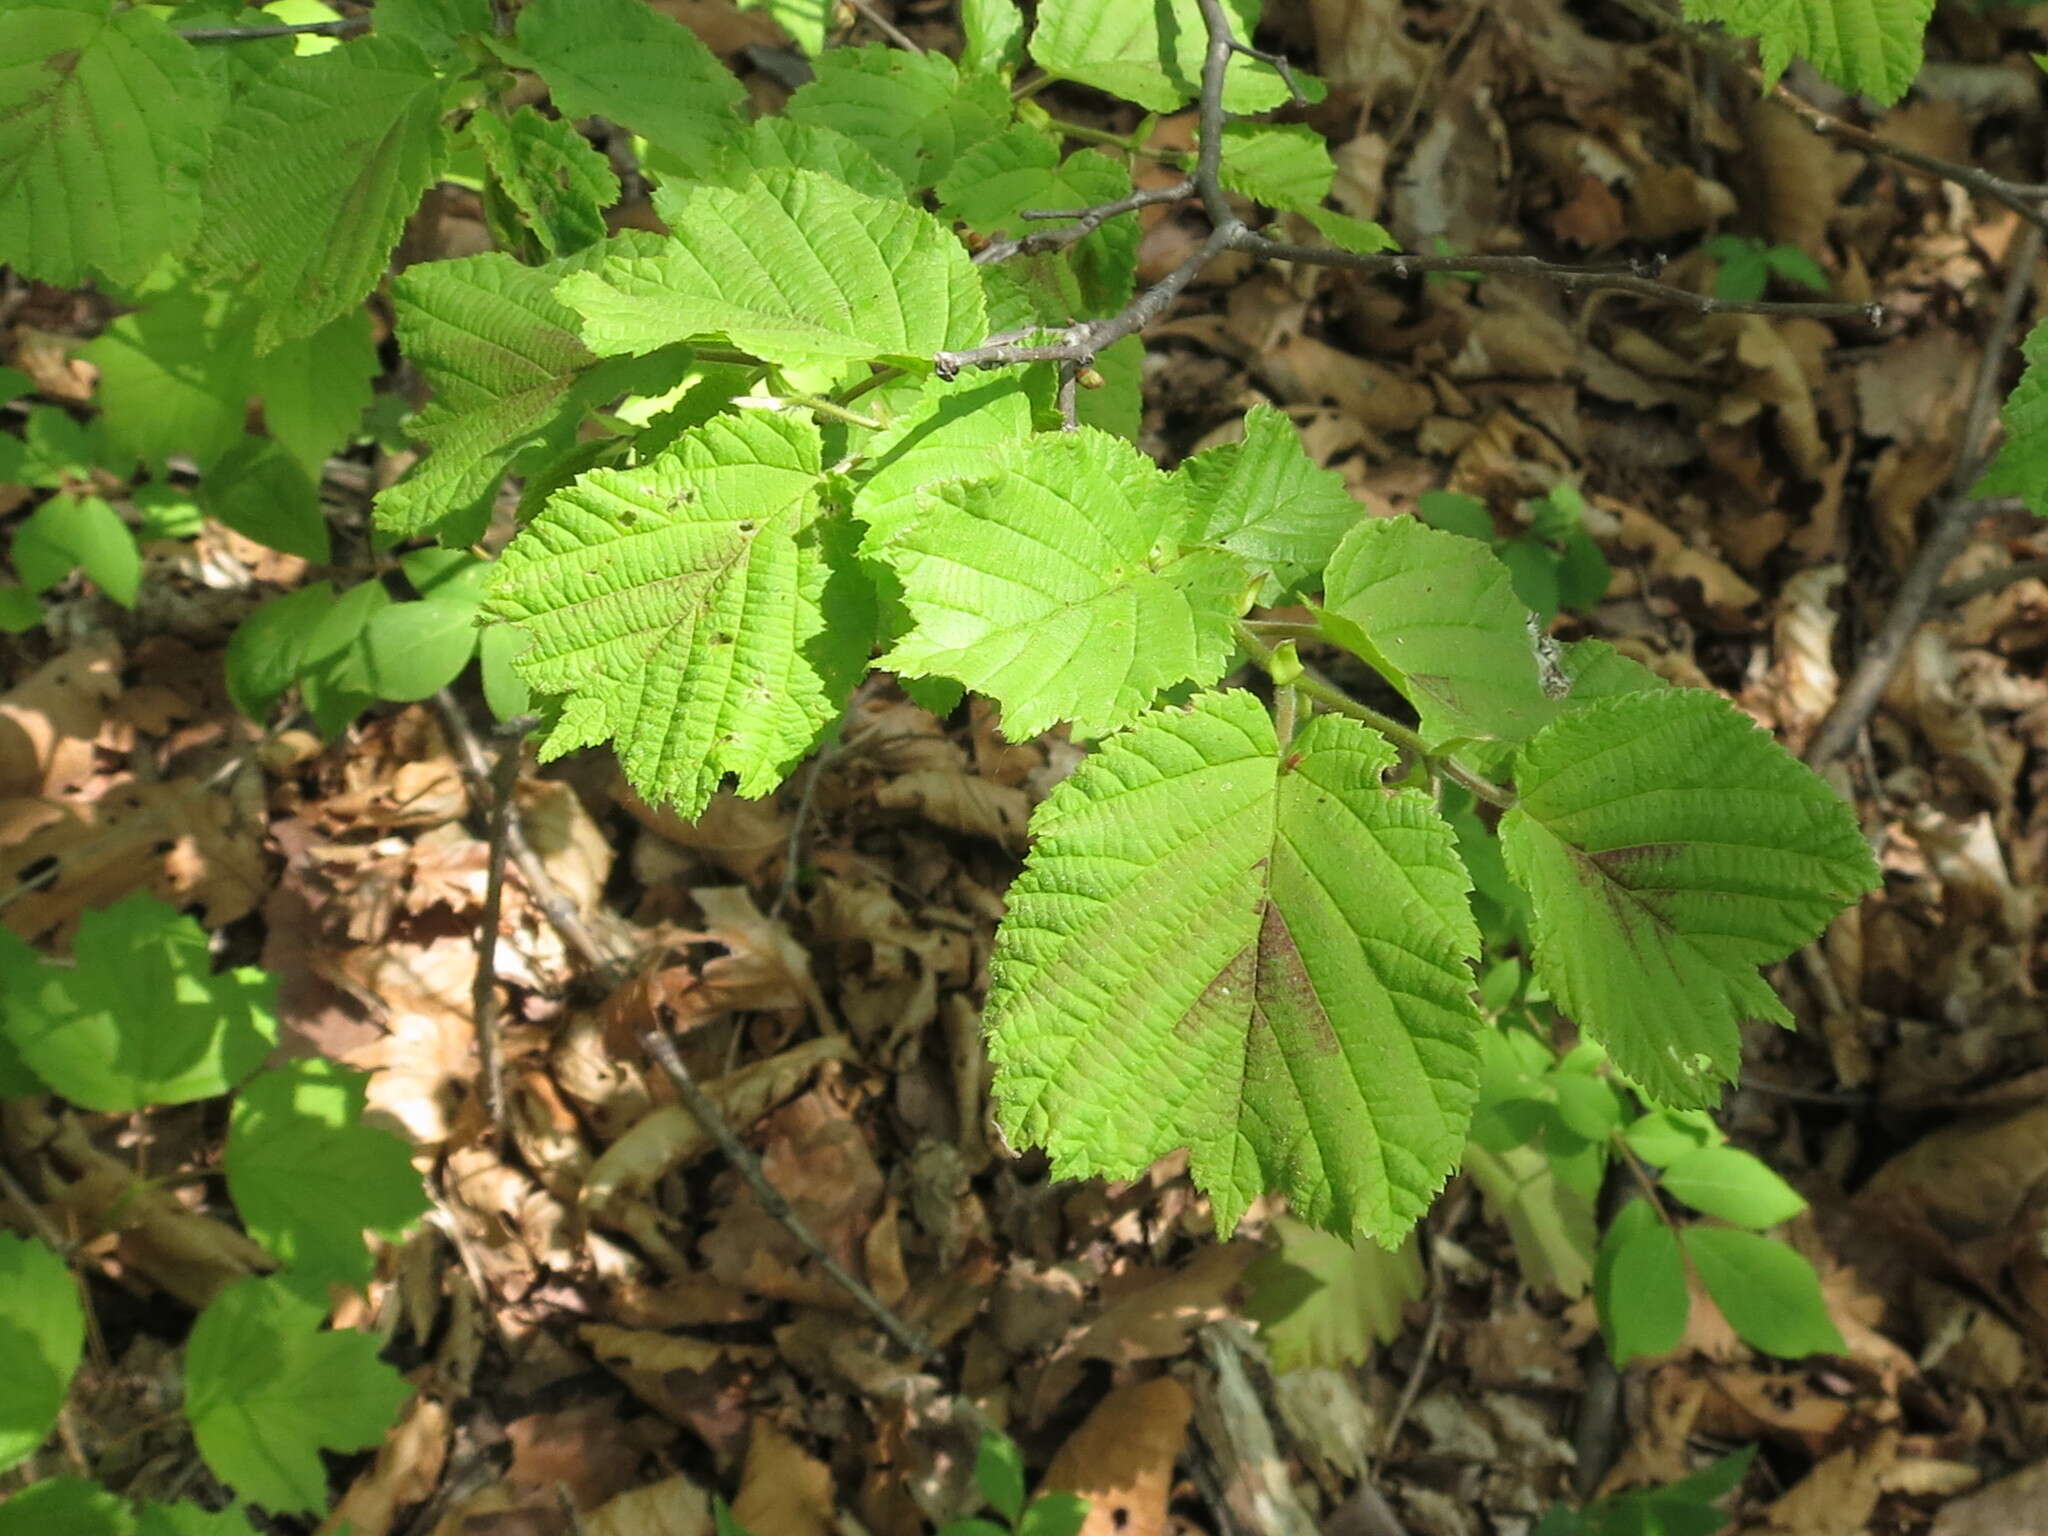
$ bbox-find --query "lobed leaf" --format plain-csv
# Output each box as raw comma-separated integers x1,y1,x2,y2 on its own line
1499,688,1879,1107
988,688,1486,1240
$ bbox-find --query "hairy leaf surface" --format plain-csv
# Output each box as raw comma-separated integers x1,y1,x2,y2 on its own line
485,412,868,815
1028,0,1303,113
1180,403,1357,585
1499,689,1879,1107
871,428,1243,739
193,35,448,350
784,45,1009,190
988,688,1485,1239
512,0,744,163
471,106,619,257
559,169,985,372
1682,0,1933,102
0,0,217,286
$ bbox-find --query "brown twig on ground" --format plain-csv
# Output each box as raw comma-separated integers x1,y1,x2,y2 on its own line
469,722,531,1137
1804,223,2043,767
1380,1248,1445,1457
179,15,370,41
1935,555,2048,608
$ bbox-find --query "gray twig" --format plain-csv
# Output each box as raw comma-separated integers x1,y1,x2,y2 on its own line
179,15,369,41
1935,555,2048,608
846,0,922,54
1804,223,2043,767
470,723,532,1137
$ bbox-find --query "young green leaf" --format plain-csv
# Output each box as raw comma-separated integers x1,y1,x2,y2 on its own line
0,1233,84,1472
471,106,620,259
1971,315,2048,516
1179,402,1359,587
1243,1214,1423,1373
227,1060,428,1284
193,36,448,351
511,0,744,163
1658,1145,1807,1229
78,289,249,473
184,1275,413,1514
134,1506,258,1536
225,582,338,721
974,1432,1028,1525
1298,206,1398,255
251,310,379,476
1500,688,1878,1108
784,45,1010,191
364,598,482,702
373,0,494,62
558,168,986,373
0,1477,134,1535
1462,1138,1597,1297
870,428,1244,740
0,893,278,1112
485,411,869,816
204,438,329,561
478,622,534,721
298,578,395,737
1622,1109,1719,1168
1028,0,1305,113
1214,123,1337,211
1019,1494,1091,1536
937,130,1138,310
1681,0,1933,104
1682,1226,1845,1359
988,689,1485,1240
11,493,141,607
0,0,219,287
1319,517,1556,748
962,0,1028,75
1592,1199,1688,1365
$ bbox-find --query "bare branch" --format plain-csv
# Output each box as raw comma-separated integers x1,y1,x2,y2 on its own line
1936,555,2048,608
972,182,1194,265
846,0,922,55
179,15,369,42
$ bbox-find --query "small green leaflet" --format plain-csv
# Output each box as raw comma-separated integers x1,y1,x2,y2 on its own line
485,411,870,816
1499,688,1879,1108
1179,403,1358,587
11,493,140,607
184,1275,413,1515
988,688,1486,1240
135,1505,259,1536
0,1233,83,1471
784,46,1011,191
0,1478,134,1535
470,106,619,259
974,1433,1028,1526
225,581,338,721
1027,0,1309,114
1243,1215,1423,1373
0,0,219,287
511,0,744,164
226,1060,429,1284
203,437,329,561
1299,207,1398,255
1592,1199,1687,1365
1462,1137,1597,1297
1658,1145,1807,1229
378,251,599,538
1682,1225,1844,1358
1214,123,1336,212
1972,316,2048,516
962,0,1028,75
0,893,278,1113
870,428,1244,741
193,34,448,351
1681,0,1933,104
559,168,986,374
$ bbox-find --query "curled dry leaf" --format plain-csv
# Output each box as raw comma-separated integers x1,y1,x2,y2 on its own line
873,768,1030,851
618,778,791,886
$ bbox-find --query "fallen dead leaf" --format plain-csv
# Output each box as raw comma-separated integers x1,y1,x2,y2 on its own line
1042,1376,1194,1536
731,1419,835,1536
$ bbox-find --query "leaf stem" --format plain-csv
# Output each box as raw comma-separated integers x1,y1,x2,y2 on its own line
743,391,886,432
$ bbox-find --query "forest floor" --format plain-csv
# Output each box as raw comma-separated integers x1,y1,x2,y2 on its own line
6,0,2048,1533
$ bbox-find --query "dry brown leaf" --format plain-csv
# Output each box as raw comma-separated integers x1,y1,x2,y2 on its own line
731,1420,835,1536
320,1396,451,1536
1041,1377,1193,1536
506,1403,646,1510
691,885,833,1029
618,781,790,885
1930,1460,2048,1536
586,1476,716,1536
0,640,120,797
1750,1428,1897,1536
874,769,1030,851
581,1325,774,1445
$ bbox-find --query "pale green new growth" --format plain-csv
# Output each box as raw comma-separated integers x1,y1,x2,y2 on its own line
1972,315,2048,516
987,688,1485,1240
852,370,1045,542
1499,689,1879,1107
1028,0,1298,113
1243,1217,1423,1373
1299,207,1399,255
378,252,597,538
1179,403,1358,586
192,35,448,351
512,0,745,164
484,412,868,816
870,428,1244,740
558,169,986,373
1682,0,1933,103
0,0,218,286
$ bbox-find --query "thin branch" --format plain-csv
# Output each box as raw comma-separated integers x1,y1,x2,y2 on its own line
846,0,922,54
179,15,369,42
1936,555,2048,608
1804,224,2043,767
972,182,1195,265
470,723,532,1138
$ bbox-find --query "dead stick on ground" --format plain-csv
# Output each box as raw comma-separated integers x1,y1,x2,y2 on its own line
1804,222,2043,768
470,725,528,1137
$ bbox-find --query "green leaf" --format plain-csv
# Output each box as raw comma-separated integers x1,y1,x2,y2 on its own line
1680,0,1933,103
1215,123,1335,211
1019,1495,1091,1536
1551,1071,1624,1141
1499,689,1879,1108
704,116,907,200
974,1432,1027,1525
135,1504,259,1536
1682,1226,1844,1359
0,1478,134,1536
1971,315,2048,516
737,0,832,54
559,169,986,372
1763,243,1830,293
0,0,219,286
252,309,379,476
785,45,1010,191
226,581,337,720
204,437,329,560
1180,403,1358,586
0,1233,83,1471
1463,1135,1598,1296
1299,206,1398,255
184,1275,413,1514
871,428,1244,740
11,493,140,607
478,622,533,721
988,689,1485,1239
192,35,448,351
299,577,394,737
1243,1213,1422,1373
1416,490,1493,541
1622,1109,1718,1167
471,105,620,259
1593,1199,1688,1365
362,596,481,701
962,0,1028,75
852,369,1046,545
0,892,278,1112
78,289,249,472
937,130,1138,313
373,0,493,61
227,1060,428,1283
1075,332,1143,439
1319,517,1556,749
1028,0,1310,112
484,411,868,816
512,0,743,164
376,252,600,539
1659,1145,1806,1229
